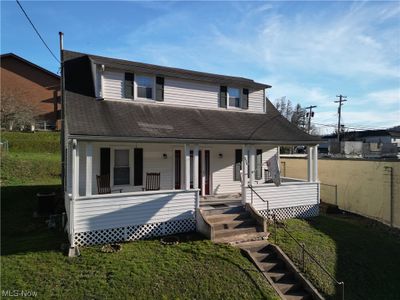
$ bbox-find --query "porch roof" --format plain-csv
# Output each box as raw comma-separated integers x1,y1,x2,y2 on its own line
66,91,321,145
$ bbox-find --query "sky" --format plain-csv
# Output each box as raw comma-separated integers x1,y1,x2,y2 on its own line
1,1,399,134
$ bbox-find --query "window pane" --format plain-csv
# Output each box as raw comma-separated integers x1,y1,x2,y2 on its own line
138,87,153,99
228,88,241,108
115,150,129,167
114,167,130,185
228,88,240,98
136,76,153,87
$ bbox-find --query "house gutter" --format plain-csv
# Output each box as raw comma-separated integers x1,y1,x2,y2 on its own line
67,134,320,146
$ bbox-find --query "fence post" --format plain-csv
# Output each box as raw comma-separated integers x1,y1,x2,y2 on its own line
335,184,338,206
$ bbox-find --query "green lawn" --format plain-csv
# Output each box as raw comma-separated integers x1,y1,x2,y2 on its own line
1,132,278,300
270,215,400,300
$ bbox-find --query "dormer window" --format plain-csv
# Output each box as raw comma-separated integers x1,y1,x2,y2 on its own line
228,87,241,108
136,75,154,99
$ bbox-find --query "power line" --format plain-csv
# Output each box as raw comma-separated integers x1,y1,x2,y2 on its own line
314,122,391,131
15,0,60,63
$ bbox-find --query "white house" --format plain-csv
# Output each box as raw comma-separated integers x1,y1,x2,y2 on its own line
62,50,321,249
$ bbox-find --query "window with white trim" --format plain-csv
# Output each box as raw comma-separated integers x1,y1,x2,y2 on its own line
114,149,130,185
136,75,154,99
228,87,241,108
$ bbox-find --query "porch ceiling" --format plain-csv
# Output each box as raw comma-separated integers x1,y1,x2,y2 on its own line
66,91,321,145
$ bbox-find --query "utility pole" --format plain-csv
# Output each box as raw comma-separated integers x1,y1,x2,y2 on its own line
305,105,317,134
334,95,347,143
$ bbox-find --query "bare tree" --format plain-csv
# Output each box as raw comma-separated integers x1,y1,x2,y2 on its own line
1,87,39,130
275,97,294,120
291,103,306,130
274,98,319,135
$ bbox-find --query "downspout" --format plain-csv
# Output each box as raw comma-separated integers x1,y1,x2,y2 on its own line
59,32,65,193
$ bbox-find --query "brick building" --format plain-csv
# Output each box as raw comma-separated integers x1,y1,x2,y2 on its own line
1,53,60,130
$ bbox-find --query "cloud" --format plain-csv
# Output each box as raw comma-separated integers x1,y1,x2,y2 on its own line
362,89,400,105
209,2,400,81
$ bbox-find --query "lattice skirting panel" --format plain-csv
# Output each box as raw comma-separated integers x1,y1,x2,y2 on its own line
74,218,196,246
259,204,319,220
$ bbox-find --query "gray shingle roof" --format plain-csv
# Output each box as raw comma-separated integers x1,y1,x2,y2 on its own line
63,50,270,90
66,91,320,145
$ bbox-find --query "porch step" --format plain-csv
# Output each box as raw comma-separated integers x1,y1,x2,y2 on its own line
238,242,323,300
201,205,246,216
212,219,257,231
213,231,270,244
214,225,262,240
201,205,269,244
206,211,252,223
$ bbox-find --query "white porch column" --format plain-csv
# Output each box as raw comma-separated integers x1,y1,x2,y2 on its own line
85,142,93,196
312,145,319,182
249,147,256,186
241,145,248,203
72,139,80,199
193,145,199,190
184,144,191,190
307,146,312,182
201,150,206,196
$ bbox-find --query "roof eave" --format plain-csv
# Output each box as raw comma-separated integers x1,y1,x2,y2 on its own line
67,134,320,146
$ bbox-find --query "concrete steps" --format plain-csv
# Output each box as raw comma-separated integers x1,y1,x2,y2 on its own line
238,241,323,300
202,205,269,244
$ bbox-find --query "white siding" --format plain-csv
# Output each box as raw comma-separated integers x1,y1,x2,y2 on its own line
164,78,219,109
74,190,197,232
100,69,266,113
143,144,174,190
103,70,124,99
246,182,319,210
211,145,277,194
212,145,241,194
248,89,265,113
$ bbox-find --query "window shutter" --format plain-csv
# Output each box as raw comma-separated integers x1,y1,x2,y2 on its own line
156,76,164,101
219,86,227,108
100,148,110,176
255,149,262,180
234,149,242,181
124,72,134,99
242,88,249,109
134,148,143,186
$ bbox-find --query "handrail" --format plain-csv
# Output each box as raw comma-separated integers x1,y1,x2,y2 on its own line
247,184,270,219
273,214,345,300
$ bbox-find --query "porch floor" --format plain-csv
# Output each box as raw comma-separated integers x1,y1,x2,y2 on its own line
200,193,242,210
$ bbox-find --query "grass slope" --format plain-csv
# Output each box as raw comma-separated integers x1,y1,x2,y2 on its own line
1,132,278,300
270,215,400,300
1,132,61,185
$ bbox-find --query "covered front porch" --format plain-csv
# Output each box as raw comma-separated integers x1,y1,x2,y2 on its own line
65,137,319,246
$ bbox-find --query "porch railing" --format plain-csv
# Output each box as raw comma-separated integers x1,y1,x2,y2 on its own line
247,184,270,219
272,214,345,300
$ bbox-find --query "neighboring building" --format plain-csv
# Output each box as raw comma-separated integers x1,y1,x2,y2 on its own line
63,50,321,249
321,130,400,158
0,53,60,130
